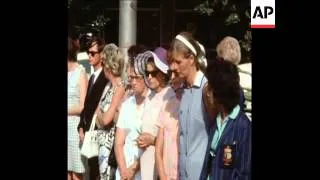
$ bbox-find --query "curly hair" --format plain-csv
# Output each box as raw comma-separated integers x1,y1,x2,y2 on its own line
101,43,124,77
206,59,240,114
216,36,241,65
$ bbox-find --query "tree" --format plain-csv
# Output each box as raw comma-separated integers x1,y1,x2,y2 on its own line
194,0,251,62
68,0,110,39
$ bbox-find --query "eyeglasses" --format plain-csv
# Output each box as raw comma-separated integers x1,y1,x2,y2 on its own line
129,75,143,81
87,51,99,56
145,70,158,78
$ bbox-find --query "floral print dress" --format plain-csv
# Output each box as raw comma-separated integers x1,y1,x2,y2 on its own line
97,81,125,180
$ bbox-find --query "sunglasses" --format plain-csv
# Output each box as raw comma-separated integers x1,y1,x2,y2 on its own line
145,70,158,78
87,51,99,56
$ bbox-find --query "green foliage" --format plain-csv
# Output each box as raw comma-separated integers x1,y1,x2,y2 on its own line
69,0,111,36
239,30,251,62
239,30,251,52
194,1,214,16
245,9,250,19
91,15,110,32
194,0,251,62
225,13,240,25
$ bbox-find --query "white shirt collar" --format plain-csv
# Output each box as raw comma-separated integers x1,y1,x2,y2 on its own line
92,67,103,84
193,70,204,88
76,52,89,61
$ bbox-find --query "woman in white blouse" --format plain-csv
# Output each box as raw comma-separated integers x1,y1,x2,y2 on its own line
114,60,150,180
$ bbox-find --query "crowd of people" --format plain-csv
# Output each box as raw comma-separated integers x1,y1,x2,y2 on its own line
68,31,251,180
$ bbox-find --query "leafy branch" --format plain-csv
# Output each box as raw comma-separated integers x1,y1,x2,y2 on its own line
194,0,251,62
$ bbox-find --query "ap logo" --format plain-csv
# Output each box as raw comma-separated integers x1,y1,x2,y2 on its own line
251,0,275,28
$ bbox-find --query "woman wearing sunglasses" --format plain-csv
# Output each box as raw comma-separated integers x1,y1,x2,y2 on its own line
134,47,176,180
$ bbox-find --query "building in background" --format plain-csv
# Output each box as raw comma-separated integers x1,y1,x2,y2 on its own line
69,0,250,61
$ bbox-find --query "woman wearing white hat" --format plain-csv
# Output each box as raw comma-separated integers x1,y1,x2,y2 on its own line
135,48,176,180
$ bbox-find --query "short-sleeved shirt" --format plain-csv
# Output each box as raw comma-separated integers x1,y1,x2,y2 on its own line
116,93,149,169
179,71,209,180
156,96,180,179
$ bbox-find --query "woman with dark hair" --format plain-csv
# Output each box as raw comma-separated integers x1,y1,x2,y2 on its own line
216,36,246,112
200,59,251,180
155,70,183,180
128,44,148,64
203,36,246,121
68,49,88,180
135,47,176,180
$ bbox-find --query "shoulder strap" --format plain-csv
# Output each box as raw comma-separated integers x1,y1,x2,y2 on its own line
89,114,97,132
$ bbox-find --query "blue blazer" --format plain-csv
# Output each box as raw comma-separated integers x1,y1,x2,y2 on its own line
239,89,246,110
200,111,251,180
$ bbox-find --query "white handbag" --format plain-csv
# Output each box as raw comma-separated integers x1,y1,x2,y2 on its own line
81,114,99,158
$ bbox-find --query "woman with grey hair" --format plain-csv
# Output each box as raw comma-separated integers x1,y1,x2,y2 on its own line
216,36,241,65
217,36,247,111
95,43,126,180
114,55,151,180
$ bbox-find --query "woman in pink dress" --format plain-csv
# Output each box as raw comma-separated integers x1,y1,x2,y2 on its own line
155,71,184,180
134,47,176,180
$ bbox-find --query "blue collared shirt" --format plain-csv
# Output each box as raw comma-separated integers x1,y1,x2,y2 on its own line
179,71,209,180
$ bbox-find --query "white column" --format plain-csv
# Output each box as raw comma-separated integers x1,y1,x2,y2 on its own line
119,0,137,59
119,0,137,80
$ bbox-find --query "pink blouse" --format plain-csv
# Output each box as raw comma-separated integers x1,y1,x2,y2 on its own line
156,96,180,180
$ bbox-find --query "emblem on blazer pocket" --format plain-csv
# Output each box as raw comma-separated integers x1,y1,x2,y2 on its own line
221,144,236,168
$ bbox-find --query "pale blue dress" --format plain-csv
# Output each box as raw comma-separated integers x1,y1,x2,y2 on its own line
68,65,86,173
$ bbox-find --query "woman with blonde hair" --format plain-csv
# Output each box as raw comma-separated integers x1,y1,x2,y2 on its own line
168,32,210,180
95,43,126,180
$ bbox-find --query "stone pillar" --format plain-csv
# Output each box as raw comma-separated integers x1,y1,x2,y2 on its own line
119,0,137,59
119,0,137,81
